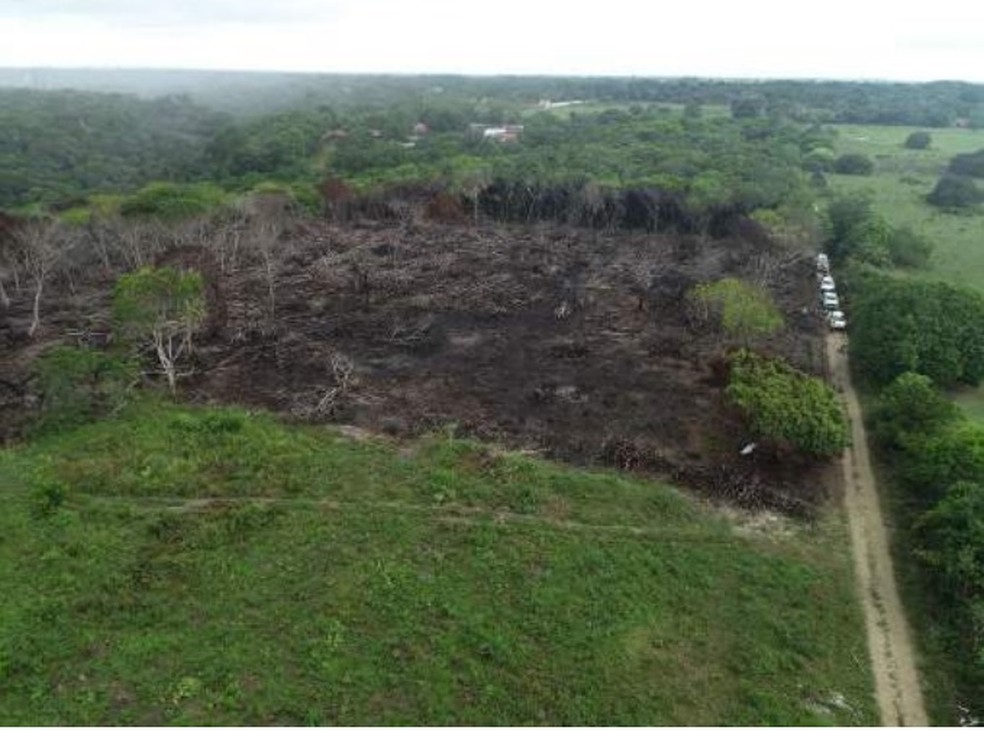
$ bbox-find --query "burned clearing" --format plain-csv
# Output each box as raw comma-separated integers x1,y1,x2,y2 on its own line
2,220,828,514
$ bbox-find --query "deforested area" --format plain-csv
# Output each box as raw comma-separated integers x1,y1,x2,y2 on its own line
7,59,984,724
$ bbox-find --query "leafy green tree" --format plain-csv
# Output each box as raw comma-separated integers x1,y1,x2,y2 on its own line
727,349,847,457
113,266,206,393
915,481,984,675
690,278,783,342
851,276,984,387
872,372,961,451
904,131,932,149
916,480,984,596
897,423,984,502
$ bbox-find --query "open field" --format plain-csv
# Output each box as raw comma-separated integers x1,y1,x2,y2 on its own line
0,400,876,725
828,123,984,417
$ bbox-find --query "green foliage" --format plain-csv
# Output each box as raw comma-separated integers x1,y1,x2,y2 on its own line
833,153,875,175
948,149,984,178
0,88,223,209
0,400,877,724
872,372,960,451
113,267,205,340
927,174,983,209
113,267,206,393
886,226,933,269
28,472,69,519
57,207,93,227
904,131,932,150
915,480,984,686
823,193,893,266
850,275,984,387
726,350,847,457
691,278,783,341
33,346,137,434
896,423,984,503
120,182,229,220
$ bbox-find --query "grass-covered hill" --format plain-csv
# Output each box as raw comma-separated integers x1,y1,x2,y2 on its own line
0,400,875,725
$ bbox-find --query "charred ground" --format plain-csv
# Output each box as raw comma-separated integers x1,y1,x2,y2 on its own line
1,219,827,514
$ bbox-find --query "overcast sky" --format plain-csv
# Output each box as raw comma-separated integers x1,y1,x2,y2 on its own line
1,0,983,82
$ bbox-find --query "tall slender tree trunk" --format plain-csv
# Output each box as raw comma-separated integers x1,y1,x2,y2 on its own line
28,276,43,338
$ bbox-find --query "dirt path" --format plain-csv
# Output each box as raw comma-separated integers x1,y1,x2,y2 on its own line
826,333,928,726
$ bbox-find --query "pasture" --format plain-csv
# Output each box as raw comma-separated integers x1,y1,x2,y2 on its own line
0,401,876,725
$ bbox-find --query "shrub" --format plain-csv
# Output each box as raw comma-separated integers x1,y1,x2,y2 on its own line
948,149,984,178
33,346,137,433
833,153,875,175
886,226,933,269
690,278,783,342
927,174,983,209
903,131,932,150
726,349,847,457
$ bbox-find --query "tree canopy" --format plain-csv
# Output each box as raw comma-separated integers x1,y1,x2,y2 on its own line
850,275,984,388
726,350,847,458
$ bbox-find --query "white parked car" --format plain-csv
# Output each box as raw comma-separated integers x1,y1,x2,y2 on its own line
816,253,830,273
827,310,847,330
821,291,840,310
819,275,836,292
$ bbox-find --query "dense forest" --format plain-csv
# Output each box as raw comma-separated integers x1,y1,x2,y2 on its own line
3,73,984,214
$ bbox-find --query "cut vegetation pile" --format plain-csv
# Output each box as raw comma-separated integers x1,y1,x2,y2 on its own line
0,401,875,725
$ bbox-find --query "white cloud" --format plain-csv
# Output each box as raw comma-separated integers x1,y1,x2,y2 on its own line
0,0,982,81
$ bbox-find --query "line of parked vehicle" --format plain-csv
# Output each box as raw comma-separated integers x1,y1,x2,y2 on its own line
816,253,847,331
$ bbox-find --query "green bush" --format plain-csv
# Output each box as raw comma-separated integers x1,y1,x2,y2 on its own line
690,278,783,341
727,349,847,457
927,174,983,209
833,153,875,175
29,473,69,518
120,182,229,220
886,226,933,269
903,131,931,150
33,346,137,433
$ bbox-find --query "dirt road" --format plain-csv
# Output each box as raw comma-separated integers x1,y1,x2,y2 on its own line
826,333,928,726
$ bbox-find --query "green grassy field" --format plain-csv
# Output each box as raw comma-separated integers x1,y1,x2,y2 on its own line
828,123,984,415
0,401,875,725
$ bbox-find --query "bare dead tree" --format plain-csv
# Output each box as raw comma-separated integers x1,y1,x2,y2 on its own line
316,353,355,415
244,193,293,321
12,220,72,338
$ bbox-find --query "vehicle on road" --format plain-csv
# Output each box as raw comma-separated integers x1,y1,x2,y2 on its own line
820,275,836,292
816,253,830,273
822,291,840,310
827,310,847,330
